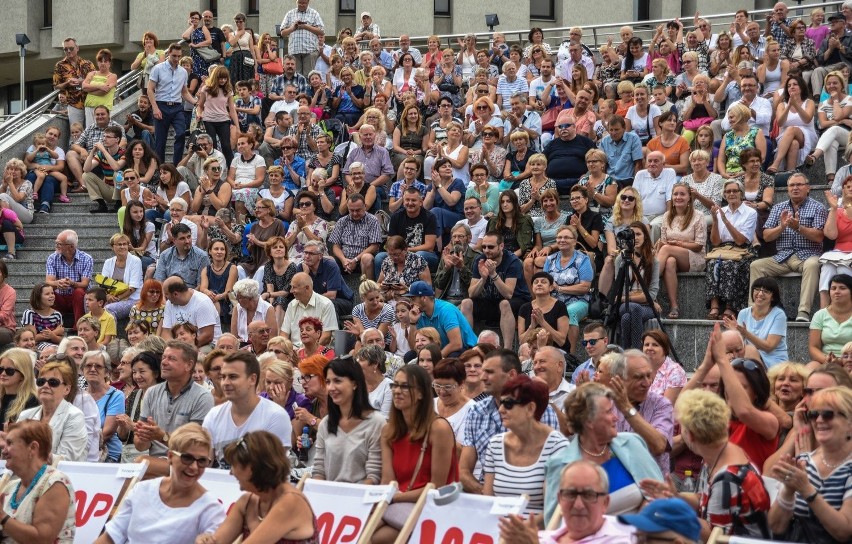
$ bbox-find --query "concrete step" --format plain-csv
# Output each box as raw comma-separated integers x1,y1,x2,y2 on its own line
25,225,119,238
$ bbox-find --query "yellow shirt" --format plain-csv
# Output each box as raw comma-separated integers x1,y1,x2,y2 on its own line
83,311,117,343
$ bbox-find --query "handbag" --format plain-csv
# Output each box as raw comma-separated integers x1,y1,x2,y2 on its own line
541,106,561,131
243,56,255,67
705,243,750,261
263,57,284,75
93,273,130,296
197,46,221,63
121,390,148,463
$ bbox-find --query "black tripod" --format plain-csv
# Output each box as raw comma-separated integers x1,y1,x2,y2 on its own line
605,246,681,363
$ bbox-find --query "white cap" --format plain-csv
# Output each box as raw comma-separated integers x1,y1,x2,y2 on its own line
361,11,371,19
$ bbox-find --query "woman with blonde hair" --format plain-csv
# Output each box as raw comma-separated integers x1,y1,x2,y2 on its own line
717,103,767,178
0,347,39,424
197,66,239,169
348,279,395,343
391,105,429,173
805,71,852,183
261,358,311,420
767,362,809,444
758,38,789,98
465,95,504,148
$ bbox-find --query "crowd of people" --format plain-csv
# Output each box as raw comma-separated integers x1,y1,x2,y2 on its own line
0,1,851,542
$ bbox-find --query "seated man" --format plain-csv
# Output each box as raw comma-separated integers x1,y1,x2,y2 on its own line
154,223,209,288
572,321,610,383
375,187,438,275
403,281,477,357
301,240,355,317
280,272,338,348
618,498,701,544
599,115,643,187
176,133,226,192
258,111,293,166
350,327,404,378
46,229,92,325
455,197,489,250
434,223,480,302
328,193,383,280
388,157,428,213
160,276,222,346
66,105,124,197
124,95,155,148
543,112,596,194
82,125,125,214
749,173,826,322
533,346,575,407
633,151,676,242
246,320,271,355
460,231,531,350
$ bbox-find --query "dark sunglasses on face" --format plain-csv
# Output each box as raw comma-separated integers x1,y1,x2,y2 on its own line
620,194,636,202
557,123,574,129
298,201,313,208
731,358,761,371
805,409,845,423
171,450,212,468
481,244,498,249
210,166,222,172
0,367,19,377
581,338,604,347
36,377,63,388
498,397,523,410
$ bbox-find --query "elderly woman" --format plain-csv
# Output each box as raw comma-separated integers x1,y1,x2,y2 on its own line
82,350,125,463
297,317,334,360
115,351,162,462
717,103,767,179
261,359,310,420
18,361,88,461
433,358,475,442
768,361,808,440
810,273,852,364
483,375,568,515
768,387,852,543
466,96,504,149
641,389,772,540
244,197,286,277
657,182,706,319
733,148,774,245
680,74,718,143
230,278,276,344
99,423,225,543
0,420,76,542
292,355,330,461
100,233,143,320
518,154,557,219
378,236,431,301
339,161,377,215
228,133,266,222
356,344,393,417
189,156,232,218
1,158,34,225
579,148,618,220
544,383,664,521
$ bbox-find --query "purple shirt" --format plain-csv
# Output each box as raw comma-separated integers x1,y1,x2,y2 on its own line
616,392,673,476
342,145,394,187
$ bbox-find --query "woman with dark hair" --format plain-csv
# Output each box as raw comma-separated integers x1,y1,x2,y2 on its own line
378,236,431,301
621,37,649,84
646,111,690,175
483,374,568,515
768,74,817,174
198,239,237,323
124,141,160,188
524,27,553,60
730,277,789,368
809,273,852,364
190,157,233,218
642,329,686,404
181,11,213,78
373,365,457,543
227,13,257,83
356,344,392,417
487,190,535,258
614,222,661,349
145,163,191,223
458,349,487,402
433,358,475,441
228,133,266,222
262,236,299,327
312,358,385,484
115,351,162,463
122,199,157,272
425,157,466,243
417,343,443,380
285,191,327,263
198,430,316,544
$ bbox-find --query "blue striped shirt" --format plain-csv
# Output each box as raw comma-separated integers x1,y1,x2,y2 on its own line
46,250,93,296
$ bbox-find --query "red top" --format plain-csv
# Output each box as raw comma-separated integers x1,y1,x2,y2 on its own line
835,210,852,252
729,420,778,473
392,431,459,492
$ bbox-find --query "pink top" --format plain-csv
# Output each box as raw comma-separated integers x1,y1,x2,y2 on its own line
199,88,233,123
835,209,852,252
0,208,19,224
0,283,16,330
649,356,686,398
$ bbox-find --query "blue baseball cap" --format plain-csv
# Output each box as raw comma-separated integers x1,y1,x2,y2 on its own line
618,498,700,542
402,281,435,298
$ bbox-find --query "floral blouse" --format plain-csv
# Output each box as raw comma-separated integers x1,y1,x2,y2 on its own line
517,178,557,218
380,252,428,287
286,216,328,261
649,356,686,398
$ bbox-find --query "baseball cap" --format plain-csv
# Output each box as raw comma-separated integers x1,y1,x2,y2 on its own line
828,12,846,22
618,498,701,542
361,11,372,19
402,281,435,297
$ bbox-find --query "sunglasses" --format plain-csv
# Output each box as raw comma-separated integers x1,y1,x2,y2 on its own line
124,176,137,181
557,123,574,129
802,387,825,396
731,358,761,371
475,106,489,110
558,488,607,503
805,409,846,423
481,244,498,249
171,450,212,468
36,377,63,388
0,367,19,377
282,146,295,150
63,47,76,52
498,397,524,410
210,166,222,172
620,194,636,202
581,338,604,347
298,201,313,208
482,132,496,137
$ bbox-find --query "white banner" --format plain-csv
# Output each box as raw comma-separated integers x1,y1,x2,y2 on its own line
57,461,145,544
409,490,527,544
302,479,396,544
198,468,244,515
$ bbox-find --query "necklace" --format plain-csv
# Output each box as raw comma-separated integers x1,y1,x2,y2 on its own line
10,463,48,509
707,442,728,477
579,439,609,457
821,449,851,469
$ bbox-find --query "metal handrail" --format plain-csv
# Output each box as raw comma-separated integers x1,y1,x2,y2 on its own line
0,68,142,146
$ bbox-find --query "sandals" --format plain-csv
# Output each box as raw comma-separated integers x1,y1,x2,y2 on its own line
766,165,778,175
667,307,680,319
706,308,721,320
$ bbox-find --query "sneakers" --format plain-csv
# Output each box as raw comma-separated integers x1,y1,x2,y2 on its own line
89,203,109,214
2,253,16,260
795,313,810,323
37,204,50,214
58,195,71,203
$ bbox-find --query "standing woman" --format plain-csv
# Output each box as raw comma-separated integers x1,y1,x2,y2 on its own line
227,13,256,83
82,49,118,126
181,11,213,79
487,190,534,258
456,34,479,84
373,365,458,544
196,67,239,169
768,74,817,174
130,32,164,92
0,348,39,424
254,33,279,112
82,350,124,463
101,233,143,320
312,358,385,484
805,71,852,184
434,49,464,109
656,183,706,319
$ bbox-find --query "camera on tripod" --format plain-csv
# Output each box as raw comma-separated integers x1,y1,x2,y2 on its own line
615,228,635,254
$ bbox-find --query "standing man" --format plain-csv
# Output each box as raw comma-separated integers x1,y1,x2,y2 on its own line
280,0,325,76
53,37,94,128
147,43,197,164
202,11,227,60
354,12,381,42
202,351,291,468
46,229,92,325
764,3,793,48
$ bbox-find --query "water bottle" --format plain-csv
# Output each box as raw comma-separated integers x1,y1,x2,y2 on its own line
297,425,311,465
114,169,124,190
682,470,696,493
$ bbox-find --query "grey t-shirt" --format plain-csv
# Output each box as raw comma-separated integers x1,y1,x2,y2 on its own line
139,379,214,457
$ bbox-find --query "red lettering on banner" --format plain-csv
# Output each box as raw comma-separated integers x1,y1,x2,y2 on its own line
419,520,494,544
316,512,363,544
75,490,114,527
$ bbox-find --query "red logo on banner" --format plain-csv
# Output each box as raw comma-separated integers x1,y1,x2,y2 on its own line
75,490,114,527
419,519,494,544
316,512,363,543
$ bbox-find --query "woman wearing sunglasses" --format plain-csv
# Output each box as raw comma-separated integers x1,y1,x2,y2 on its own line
0,347,38,425
768,387,852,543
18,361,88,461
599,187,644,294
99,423,225,543
190,157,232,218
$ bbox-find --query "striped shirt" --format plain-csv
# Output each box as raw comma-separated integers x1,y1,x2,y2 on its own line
46,250,94,296
791,453,852,542
483,431,569,514
496,75,529,109
21,309,63,334
327,212,383,259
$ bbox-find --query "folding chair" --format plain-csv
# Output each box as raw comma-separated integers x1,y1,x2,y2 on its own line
301,476,398,544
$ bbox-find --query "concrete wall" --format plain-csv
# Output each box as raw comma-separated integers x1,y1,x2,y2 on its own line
454,0,526,37
53,0,125,49
559,0,636,29
0,0,43,56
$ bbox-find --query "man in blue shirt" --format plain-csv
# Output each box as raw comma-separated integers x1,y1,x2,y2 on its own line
147,43,198,164
403,281,476,357
599,115,643,188
302,240,354,317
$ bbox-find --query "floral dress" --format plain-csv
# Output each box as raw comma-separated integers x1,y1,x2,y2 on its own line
723,127,759,175
263,260,300,308
380,253,428,287
286,217,328,262
189,27,209,79
660,210,707,271
128,306,165,331
517,178,557,218
434,64,464,108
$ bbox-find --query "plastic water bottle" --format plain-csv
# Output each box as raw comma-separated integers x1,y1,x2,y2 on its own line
114,169,124,190
297,426,311,465
682,470,696,493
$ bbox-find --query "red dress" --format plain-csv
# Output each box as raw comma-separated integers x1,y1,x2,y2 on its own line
392,432,459,492
729,420,778,473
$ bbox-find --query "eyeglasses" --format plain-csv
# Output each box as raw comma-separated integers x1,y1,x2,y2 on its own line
569,196,584,201
0,367,20,377
481,244,498,250
558,488,607,503
753,287,772,295
282,145,295,150
557,123,574,129
476,89,490,94
731,358,761,371
36,377,64,388
581,338,605,347
171,450,212,468
475,106,489,110
298,374,316,384
209,166,222,172
432,383,458,392
805,409,846,422
389,382,413,391
723,189,741,194
498,397,524,410
85,364,105,371
620,194,636,202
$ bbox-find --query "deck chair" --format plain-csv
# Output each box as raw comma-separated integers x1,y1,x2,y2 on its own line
706,525,798,544
404,484,528,544
301,477,398,544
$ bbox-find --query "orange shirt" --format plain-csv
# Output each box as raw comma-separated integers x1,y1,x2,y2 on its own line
647,135,690,166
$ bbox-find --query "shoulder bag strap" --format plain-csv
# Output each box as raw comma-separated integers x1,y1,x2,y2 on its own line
407,421,432,490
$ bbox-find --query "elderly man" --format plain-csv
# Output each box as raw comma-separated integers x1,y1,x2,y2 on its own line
500,460,635,543
504,94,541,151
354,12,380,42
329,193,383,280
83,123,125,214
215,333,240,353
52,37,94,128
745,22,767,64
461,231,531,349
434,223,480,301
343,124,394,202
477,330,500,347
812,12,852,99
750,173,826,321
610,349,674,476
176,132,225,192
301,240,354,317
270,56,311,102
65,105,124,198
280,272,338,347
393,35,422,65
572,321,610,384
495,62,529,110
46,229,93,324
351,328,404,378
558,42,595,85
280,0,325,75
246,320,272,355
543,112,596,195
764,3,793,48
633,151,677,241
135,340,213,476
158,198,199,250
712,61,756,118
267,84,300,123
153,223,210,288
533,346,575,407
403,281,477,358
160,276,222,346
147,43,197,164
369,39,395,71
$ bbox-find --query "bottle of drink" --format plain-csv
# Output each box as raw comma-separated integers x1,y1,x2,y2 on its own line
297,425,311,465
114,169,124,190
682,470,696,493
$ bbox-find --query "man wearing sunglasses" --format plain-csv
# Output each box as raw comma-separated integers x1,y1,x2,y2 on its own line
177,133,225,193
571,321,609,384
53,37,95,128
543,111,595,195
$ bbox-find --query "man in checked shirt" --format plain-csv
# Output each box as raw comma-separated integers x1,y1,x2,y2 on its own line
329,193,383,280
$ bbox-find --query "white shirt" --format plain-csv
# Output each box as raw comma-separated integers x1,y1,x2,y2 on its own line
234,298,273,342
101,254,144,302
715,203,758,243
369,378,393,417
434,397,476,441
202,397,292,468
626,104,662,141
74,391,102,462
721,95,773,134
270,98,299,118
549,378,576,409
159,217,199,246
456,216,489,247
163,290,222,343
280,291,339,347
634,168,677,216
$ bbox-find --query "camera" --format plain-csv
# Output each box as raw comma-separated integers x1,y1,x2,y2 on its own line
192,143,202,152
615,228,635,253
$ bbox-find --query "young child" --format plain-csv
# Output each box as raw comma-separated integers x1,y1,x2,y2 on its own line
69,122,84,145
83,287,117,346
234,80,262,134
21,283,64,351
690,125,718,172
594,99,617,141
652,84,676,116
51,91,69,116
390,299,412,357
0,199,25,260
25,133,68,202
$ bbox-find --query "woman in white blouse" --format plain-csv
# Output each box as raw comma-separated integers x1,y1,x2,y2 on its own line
432,358,475,444
101,233,143,320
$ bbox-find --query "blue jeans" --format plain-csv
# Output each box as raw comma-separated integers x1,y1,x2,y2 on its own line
374,250,439,279
552,177,580,195
619,302,655,349
26,171,59,208
145,208,171,223
153,102,186,164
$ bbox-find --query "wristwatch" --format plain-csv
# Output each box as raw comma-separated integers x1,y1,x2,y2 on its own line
626,407,638,418
804,490,819,503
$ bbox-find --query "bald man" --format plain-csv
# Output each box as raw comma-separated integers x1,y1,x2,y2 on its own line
633,151,677,242
280,272,338,347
